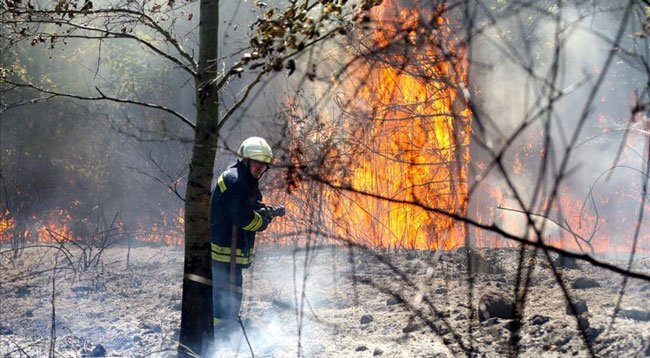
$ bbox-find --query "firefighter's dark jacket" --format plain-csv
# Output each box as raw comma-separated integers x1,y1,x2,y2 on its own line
210,160,267,268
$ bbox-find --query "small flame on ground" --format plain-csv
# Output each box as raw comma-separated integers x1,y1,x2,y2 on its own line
0,208,184,247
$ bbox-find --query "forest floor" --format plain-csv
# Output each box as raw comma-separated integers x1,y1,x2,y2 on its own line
0,243,649,357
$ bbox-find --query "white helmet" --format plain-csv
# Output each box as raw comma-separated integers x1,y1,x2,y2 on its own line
237,136,273,164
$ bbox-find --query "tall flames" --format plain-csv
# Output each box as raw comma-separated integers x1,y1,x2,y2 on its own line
270,0,649,254
2,1,648,255
326,4,470,249
271,2,471,250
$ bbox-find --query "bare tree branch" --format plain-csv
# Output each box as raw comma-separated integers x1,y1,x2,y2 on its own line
309,174,650,282
5,8,197,75
4,80,195,128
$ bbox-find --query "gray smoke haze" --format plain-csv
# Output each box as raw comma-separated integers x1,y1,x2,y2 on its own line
3,1,649,356
0,2,201,241
469,2,649,250
0,0,288,238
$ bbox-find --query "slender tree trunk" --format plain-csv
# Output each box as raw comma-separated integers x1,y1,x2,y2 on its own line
178,0,219,355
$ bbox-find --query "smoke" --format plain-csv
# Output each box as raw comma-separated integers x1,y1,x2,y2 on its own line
468,2,649,251
0,0,207,239
203,245,349,357
207,319,286,357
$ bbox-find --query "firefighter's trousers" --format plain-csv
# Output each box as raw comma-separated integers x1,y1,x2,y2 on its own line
212,261,243,335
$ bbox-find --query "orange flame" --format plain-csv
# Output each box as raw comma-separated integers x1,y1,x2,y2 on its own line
0,208,184,247
471,128,650,254
37,209,76,243
0,210,17,242
267,1,471,250
334,2,470,249
131,209,184,246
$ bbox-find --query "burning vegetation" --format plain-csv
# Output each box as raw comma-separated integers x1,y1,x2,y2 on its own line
1,0,648,258
267,0,650,257
2,0,650,356
271,1,472,250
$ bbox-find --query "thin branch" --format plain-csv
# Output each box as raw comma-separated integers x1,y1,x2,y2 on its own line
6,7,197,74
609,110,650,330
217,70,266,131
0,94,57,113
208,25,346,97
0,335,37,357
48,253,59,358
309,174,650,282
5,80,195,128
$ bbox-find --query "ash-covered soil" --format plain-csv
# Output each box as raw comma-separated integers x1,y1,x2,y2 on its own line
1,244,649,357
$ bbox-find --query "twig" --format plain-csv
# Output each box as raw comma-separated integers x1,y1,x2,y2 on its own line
0,335,34,357
237,317,255,358
496,206,597,254
4,80,195,129
608,108,650,331
49,253,59,358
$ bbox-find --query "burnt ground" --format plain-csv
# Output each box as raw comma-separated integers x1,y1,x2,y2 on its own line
0,244,649,357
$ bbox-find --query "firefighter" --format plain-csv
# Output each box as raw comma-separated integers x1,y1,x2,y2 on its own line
210,136,284,337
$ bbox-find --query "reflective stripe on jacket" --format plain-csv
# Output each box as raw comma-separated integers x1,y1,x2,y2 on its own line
210,160,264,268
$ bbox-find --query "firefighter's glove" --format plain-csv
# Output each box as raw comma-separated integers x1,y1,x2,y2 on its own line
257,214,270,231
256,208,273,225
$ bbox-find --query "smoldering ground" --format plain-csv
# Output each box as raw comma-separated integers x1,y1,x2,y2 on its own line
1,244,649,357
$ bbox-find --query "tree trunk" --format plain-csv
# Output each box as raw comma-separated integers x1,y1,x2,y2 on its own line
178,0,219,356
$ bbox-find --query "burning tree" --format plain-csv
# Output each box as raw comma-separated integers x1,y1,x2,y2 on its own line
273,2,472,251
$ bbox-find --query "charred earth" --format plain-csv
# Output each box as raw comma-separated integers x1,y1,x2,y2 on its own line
1,245,649,357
